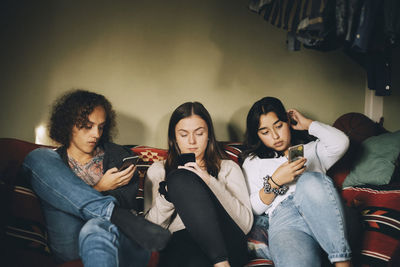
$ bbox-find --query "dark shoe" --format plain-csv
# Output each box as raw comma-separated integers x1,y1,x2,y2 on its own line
111,207,171,251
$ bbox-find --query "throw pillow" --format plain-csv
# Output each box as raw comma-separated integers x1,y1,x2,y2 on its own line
342,131,400,188
333,112,387,144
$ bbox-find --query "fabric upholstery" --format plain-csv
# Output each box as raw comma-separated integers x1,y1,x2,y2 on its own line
343,131,400,187
342,184,400,266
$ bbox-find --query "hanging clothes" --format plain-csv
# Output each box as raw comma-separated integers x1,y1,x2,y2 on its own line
248,0,399,96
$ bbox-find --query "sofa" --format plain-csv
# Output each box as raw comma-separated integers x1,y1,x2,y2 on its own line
1,112,399,267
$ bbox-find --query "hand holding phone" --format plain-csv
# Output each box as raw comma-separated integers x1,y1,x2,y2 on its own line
118,156,139,171
288,144,304,162
178,153,196,166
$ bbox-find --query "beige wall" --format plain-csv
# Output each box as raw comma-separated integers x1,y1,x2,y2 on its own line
1,1,398,148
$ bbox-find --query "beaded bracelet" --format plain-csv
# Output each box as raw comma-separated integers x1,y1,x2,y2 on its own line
262,175,289,195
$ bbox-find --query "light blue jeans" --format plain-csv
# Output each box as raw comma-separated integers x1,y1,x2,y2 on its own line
267,172,351,267
23,148,150,266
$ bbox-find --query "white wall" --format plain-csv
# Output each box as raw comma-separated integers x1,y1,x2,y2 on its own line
1,1,397,148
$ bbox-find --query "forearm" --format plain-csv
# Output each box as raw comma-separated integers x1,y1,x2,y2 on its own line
145,195,175,228
209,177,253,233
309,121,350,169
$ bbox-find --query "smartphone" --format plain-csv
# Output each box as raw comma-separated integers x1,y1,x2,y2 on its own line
118,155,139,171
288,144,304,162
178,153,196,166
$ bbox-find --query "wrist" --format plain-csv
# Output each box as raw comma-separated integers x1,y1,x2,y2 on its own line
269,176,281,188
305,119,313,130
263,175,289,195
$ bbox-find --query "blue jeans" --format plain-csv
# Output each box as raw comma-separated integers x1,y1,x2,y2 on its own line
267,172,351,267
79,218,150,267
23,148,150,266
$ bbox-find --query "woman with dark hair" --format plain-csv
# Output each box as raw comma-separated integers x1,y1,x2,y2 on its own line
145,102,253,267
242,97,352,267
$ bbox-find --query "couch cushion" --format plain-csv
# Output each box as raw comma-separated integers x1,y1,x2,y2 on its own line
328,113,388,189
342,184,400,265
343,131,400,188
128,145,169,215
0,139,56,266
332,112,387,144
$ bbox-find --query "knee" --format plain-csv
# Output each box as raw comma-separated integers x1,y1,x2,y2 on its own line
23,148,59,168
296,172,332,201
166,169,199,191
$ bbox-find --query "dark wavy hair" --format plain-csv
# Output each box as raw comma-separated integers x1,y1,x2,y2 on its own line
48,89,116,147
165,102,228,177
241,97,313,160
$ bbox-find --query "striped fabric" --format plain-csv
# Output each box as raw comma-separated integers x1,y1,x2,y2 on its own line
249,0,328,33
342,185,400,265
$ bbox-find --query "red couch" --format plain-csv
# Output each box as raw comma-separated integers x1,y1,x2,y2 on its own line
1,113,399,266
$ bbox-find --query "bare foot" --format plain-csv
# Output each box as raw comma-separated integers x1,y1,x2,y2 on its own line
214,260,230,267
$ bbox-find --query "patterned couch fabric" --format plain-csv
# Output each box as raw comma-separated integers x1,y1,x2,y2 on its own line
342,184,400,266
1,138,57,266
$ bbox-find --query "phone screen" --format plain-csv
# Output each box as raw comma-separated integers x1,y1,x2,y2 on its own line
119,156,139,171
178,153,196,166
288,144,304,162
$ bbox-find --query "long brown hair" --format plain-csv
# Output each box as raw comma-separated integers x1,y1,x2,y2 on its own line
165,102,227,177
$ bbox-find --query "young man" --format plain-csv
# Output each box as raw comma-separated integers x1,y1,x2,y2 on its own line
22,90,170,267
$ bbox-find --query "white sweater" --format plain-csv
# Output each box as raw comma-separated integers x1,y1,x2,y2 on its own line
145,160,254,234
242,121,349,216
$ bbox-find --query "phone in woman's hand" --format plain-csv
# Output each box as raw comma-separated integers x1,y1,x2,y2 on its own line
178,153,196,166
288,145,304,162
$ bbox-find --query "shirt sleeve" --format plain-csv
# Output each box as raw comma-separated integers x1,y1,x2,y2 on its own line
308,121,350,171
207,160,254,234
242,157,271,216
144,161,175,229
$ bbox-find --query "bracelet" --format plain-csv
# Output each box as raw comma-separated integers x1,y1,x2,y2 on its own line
262,175,289,195
269,176,282,187
262,176,277,194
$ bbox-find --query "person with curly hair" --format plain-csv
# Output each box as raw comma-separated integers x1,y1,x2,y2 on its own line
22,90,170,267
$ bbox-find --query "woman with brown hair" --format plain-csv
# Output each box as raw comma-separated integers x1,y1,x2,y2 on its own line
145,102,253,267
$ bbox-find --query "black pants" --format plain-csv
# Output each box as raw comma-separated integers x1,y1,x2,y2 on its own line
158,169,248,267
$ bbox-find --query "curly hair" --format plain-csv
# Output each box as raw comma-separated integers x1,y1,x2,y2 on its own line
48,89,116,147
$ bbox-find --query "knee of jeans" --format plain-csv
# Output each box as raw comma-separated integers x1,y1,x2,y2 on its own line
296,172,329,201
24,148,58,167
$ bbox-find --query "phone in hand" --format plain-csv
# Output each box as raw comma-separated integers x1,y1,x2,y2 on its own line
178,153,196,166
118,156,139,171
288,144,304,162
